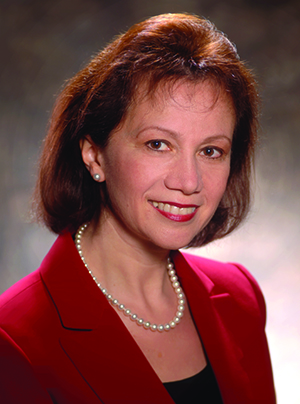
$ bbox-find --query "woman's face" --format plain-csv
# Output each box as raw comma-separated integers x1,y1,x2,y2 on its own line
94,80,235,251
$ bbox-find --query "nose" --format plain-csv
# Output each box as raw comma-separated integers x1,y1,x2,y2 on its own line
164,154,203,195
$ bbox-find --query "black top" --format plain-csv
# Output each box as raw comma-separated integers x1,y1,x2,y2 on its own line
163,362,223,404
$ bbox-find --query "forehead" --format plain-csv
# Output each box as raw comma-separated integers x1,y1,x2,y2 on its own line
123,79,235,128
108,78,236,144
130,79,235,118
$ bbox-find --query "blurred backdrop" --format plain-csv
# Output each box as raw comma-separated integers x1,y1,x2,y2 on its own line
0,0,299,402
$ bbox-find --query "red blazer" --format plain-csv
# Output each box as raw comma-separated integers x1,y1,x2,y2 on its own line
0,233,276,403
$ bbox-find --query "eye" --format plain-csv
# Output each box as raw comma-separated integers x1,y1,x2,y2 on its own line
146,140,170,151
200,147,223,158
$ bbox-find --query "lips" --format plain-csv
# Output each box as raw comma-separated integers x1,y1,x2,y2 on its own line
150,201,198,222
151,201,196,215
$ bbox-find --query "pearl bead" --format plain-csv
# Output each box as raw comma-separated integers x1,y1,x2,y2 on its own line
157,325,164,332
150,324,158,331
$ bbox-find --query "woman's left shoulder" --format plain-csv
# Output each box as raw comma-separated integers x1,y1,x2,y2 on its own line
181,251,260,289
179,251,266,322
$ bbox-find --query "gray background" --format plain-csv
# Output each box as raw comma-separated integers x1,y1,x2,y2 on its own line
0,0,299,402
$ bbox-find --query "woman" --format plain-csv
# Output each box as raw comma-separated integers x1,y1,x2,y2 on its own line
0,13,276,404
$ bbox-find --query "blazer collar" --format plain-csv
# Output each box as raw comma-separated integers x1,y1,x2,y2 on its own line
173,251,252,402
40,233,175,403
40,234,249,403
40,234,223,330
40,232,105,330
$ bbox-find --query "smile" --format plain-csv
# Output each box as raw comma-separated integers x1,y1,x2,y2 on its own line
151,201,196,215
150,201,198,222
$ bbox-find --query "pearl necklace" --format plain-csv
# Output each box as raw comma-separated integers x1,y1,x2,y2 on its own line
75,223,185,332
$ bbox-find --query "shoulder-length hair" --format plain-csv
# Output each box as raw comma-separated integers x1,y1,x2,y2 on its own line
33,13,259,247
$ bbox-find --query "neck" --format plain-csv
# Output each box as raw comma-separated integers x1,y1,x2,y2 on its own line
75,218,185,332
80,216,171,300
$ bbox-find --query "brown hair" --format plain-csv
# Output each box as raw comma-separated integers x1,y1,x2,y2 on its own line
33,13,259,247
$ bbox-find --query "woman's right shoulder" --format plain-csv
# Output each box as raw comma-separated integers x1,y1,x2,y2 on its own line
0,269,44,312
0,269,60,402
0,269,42,303
0,326,54,403
0,268,59,338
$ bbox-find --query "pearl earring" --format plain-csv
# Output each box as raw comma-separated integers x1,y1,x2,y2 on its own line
93,173,101,181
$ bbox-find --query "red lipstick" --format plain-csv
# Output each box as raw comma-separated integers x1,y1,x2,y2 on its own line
157,209,197,222
150,201,198,222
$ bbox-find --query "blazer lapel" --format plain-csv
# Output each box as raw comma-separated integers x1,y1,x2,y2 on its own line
41,234,175,404
173,251,252,404
40,234,255,403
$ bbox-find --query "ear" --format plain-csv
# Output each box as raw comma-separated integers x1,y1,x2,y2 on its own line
80,136,106,182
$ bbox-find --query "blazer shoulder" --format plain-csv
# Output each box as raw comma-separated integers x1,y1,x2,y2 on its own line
181,251,266,324
0,327,53,403
0,268,59,336
0,269,41,305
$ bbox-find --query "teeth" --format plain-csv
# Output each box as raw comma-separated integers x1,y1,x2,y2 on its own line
164,204,171,213
151,201,196,216
170,206,180,214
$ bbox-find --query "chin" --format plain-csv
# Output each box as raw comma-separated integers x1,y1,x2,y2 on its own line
150,232,198,251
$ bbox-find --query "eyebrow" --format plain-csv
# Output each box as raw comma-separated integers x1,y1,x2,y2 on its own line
136,125,178,139
136,125,232,145
202,135,232,145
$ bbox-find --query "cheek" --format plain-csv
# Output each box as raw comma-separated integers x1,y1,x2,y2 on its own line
204,165,230,202
105,158,149,203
